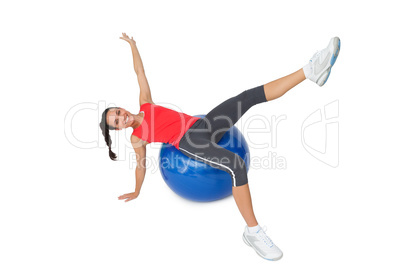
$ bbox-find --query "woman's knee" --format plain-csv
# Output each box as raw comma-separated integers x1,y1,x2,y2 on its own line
231,156,248,187
244,85,268,104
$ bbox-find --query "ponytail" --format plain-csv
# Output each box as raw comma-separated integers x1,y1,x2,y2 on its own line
100,107,118,161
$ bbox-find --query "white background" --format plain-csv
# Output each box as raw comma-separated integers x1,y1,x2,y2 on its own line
1,0,401,267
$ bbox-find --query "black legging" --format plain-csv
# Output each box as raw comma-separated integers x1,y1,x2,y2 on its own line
178,85,267,187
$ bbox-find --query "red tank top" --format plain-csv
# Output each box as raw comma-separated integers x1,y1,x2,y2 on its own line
132,103,200,150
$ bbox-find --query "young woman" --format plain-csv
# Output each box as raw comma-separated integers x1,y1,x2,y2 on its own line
99,33,340,261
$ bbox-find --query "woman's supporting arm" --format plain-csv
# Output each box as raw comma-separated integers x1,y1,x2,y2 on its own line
134,166,146,195
133,142,147,196
118,136,148,202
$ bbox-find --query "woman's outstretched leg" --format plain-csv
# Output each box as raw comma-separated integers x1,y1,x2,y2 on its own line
205,37,341,147
204,85,268,144
264,37,341,101
203,69,306,144
263,68,306,101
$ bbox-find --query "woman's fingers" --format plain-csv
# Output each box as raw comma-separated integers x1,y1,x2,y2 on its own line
127,196,137,202
119,33,136,45
118,192,136,201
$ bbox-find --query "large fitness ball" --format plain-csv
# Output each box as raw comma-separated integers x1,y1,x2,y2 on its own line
159,115,250,202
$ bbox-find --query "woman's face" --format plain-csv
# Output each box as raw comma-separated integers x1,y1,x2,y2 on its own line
106,107,135,130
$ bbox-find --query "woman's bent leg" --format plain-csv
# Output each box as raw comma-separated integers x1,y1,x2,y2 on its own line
179,137,259,227
232,184,258,227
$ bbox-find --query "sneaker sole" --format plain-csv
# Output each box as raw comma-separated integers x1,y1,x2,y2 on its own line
242,233,283,261
320,37,341,86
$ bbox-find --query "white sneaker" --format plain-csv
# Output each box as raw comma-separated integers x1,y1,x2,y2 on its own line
242,226,283,261
305,37,341,86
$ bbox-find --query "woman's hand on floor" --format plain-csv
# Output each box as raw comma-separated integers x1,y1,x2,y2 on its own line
118,192,139,202
120,32,136,46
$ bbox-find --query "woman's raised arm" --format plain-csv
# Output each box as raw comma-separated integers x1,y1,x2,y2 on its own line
120,33,154,106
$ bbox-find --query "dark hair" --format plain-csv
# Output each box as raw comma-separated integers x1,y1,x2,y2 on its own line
99,107,119,160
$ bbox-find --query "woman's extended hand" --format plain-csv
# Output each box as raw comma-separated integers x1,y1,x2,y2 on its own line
118,192,139,202
120,32,136,45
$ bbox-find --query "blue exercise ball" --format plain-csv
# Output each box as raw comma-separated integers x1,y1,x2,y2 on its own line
159,115,250,202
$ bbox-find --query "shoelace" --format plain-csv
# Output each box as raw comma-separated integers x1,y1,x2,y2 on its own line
311,48,330,64
256,226,274,248
310,50,321,62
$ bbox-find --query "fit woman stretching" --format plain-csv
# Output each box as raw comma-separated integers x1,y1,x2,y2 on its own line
99,33,341,261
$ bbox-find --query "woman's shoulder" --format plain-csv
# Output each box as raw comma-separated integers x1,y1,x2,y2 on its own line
131,134,150,146
140,101,155,107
